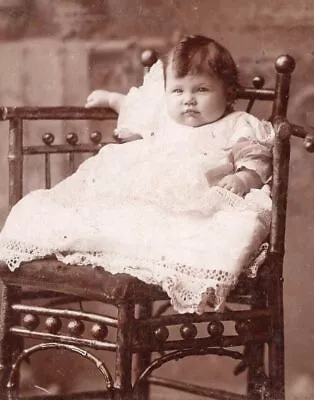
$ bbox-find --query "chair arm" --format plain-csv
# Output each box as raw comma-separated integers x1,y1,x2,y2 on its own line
272,116,314,152
0,106,117,121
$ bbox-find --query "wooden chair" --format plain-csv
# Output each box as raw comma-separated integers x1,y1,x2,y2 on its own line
0,51,313,400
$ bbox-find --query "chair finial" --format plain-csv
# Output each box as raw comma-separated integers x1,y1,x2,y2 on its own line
304,135,314,152
252,76,265,89
141,49,158,68
275,55,296,74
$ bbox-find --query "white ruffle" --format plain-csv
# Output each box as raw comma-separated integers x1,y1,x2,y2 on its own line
115,60,166,139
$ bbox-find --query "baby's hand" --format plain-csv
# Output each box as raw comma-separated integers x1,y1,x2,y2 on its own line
113,128,143,143
217,174,247,196
85,90,111,108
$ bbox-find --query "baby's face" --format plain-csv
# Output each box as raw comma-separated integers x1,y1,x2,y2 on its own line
165,67,227,127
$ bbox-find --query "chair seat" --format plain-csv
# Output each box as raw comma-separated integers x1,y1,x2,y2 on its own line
0,247,268,311
0,258,168,304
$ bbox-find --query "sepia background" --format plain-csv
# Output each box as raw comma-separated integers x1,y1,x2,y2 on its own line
0,1,314,398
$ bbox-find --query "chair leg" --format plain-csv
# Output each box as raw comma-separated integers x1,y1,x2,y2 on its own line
268,321,285,399
268,330,284,400
114,301,135,400
268,276,285,400
247,343,269,400
134,301,153,400
0,281,19,393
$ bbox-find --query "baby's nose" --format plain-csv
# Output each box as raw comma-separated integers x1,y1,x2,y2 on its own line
184,94,196,106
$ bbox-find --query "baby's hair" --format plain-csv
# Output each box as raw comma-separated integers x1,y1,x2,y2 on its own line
164,35,239,106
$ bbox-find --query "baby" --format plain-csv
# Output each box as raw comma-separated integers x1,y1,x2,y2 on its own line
86,35,266,196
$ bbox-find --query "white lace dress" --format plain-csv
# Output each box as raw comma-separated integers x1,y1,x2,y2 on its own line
0,62,275,313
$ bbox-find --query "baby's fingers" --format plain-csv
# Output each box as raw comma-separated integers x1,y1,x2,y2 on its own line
224,184,237,193
217,177,231,188
85,100,96,108
217,180,237,194
85,90,108,108
85,94,96,108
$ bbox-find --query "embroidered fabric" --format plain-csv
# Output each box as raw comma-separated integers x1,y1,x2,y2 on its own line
0,60,276,314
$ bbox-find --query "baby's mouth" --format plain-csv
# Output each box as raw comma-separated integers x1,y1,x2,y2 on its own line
184,109,199,115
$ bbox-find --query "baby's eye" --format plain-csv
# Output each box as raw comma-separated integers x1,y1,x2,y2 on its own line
198,87,210,92
172,88,183,94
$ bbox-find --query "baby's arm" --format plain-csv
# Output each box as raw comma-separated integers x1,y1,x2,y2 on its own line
222,114,274,196
217,169,262,196
85,90,126,113
85,90,143,143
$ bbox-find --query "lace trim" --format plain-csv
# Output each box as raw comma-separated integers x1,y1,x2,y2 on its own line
0,239,54,271
57,251,238,314
0,237,268,313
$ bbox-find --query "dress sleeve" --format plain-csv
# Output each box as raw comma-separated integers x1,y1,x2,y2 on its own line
230,113,275,183
115,60,166,140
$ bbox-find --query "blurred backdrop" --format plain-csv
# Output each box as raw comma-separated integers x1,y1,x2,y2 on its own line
0,1,314,398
